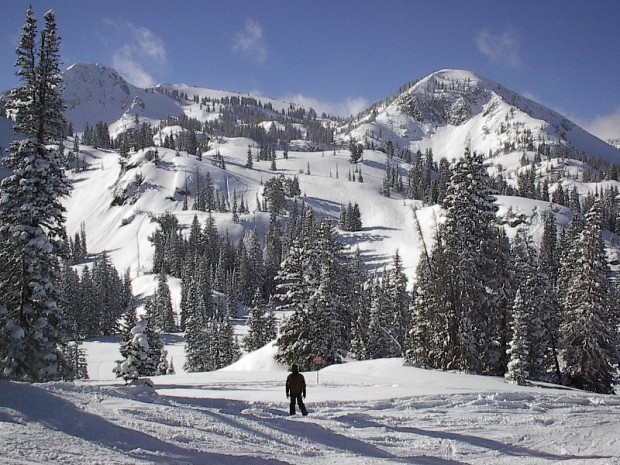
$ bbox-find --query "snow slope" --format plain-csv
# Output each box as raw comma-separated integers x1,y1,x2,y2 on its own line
1,339,619,465
62,63,317,140
63,63,182,133
340,69,620,164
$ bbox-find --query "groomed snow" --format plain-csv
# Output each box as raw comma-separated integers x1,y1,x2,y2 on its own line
1,338,619,465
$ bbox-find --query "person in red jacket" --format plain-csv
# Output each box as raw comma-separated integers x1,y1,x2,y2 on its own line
286,364,307,415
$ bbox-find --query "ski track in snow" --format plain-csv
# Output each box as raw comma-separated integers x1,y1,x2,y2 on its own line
1,374,619,465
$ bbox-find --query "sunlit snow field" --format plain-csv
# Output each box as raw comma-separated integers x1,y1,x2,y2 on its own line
1,337,619,465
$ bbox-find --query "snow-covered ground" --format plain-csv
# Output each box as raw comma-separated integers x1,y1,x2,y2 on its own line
1,338,619,465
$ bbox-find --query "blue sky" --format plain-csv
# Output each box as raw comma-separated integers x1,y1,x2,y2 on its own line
1,0,619,139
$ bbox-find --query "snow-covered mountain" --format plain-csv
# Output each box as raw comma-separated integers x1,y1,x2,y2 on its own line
339,68,620,163
62,63,320,142
62,63,181,133
2,64,618,284
61,65,620,164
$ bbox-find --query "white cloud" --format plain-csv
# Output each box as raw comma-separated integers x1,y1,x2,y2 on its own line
233,19,267,63
476,27,521,69
282,94,369,118
103,19,167,87
583,107,620,141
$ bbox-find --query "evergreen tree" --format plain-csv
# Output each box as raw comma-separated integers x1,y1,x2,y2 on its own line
0,8,72,382
505,289,530,385
212,303,241,369
405,149,502,374
275,220,351,370
143,318,164,376
63,341,89,380
559,199,617,394
366,252,410,359
152,268,176,332
184,262,216,372
366,277,399,358
113,318,156,382
92,251,123,336
245,145,253,169
350,247,372,360
263,211,283,297
244,288,277,352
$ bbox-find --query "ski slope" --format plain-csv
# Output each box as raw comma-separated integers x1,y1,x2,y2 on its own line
1,338,619,465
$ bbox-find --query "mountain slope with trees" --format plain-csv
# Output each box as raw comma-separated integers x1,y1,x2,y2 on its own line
0,12,618,393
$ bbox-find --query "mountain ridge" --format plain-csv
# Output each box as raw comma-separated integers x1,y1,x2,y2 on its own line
339,68,620,164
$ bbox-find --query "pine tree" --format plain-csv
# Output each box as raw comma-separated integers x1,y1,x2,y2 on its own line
63,341,89,380
275,220,351,370
263,211,283,297
183,262,216,372
153,268,176,332
113,318,157,382
350,247,372,360
0,8,71,382
245,145,253,169
212,303,241,369
366,277,398,358
366,252,410,359
505,292,530,386
405,149,502,374
559,199,617,394
92,251,123,336
244,288,277,352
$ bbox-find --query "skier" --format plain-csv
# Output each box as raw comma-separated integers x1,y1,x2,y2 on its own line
286,364,307,415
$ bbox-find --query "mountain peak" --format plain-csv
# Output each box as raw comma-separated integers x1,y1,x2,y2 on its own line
341,68,620,163
62,62,180,133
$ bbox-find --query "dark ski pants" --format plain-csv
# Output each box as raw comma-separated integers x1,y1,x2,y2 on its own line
289,393,307,415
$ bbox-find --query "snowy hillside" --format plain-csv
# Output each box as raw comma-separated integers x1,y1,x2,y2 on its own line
64,140,431,287
63,63,181,133
340,69,620,164
62,63,322,141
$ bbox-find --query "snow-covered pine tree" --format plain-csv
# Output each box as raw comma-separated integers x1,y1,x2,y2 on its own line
58,261,82,339
386,250,411,353
114,318,155,382
63,341,89,380
244,288,277,352
406,149,502,374
0,8,72,382
366,277,395,358
505,289,529,385
263,211,283,298
559,198,618,394
439,148,501,374
350,247,372,360
212,302,240,369
92,251,123,335
275,220,351,371
183,261,216,372
405,256,434,367
143,318,164,376
365,252,410,359
187,214,204,262
157,348,171,375
247,228,266,302
153,268,177,332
